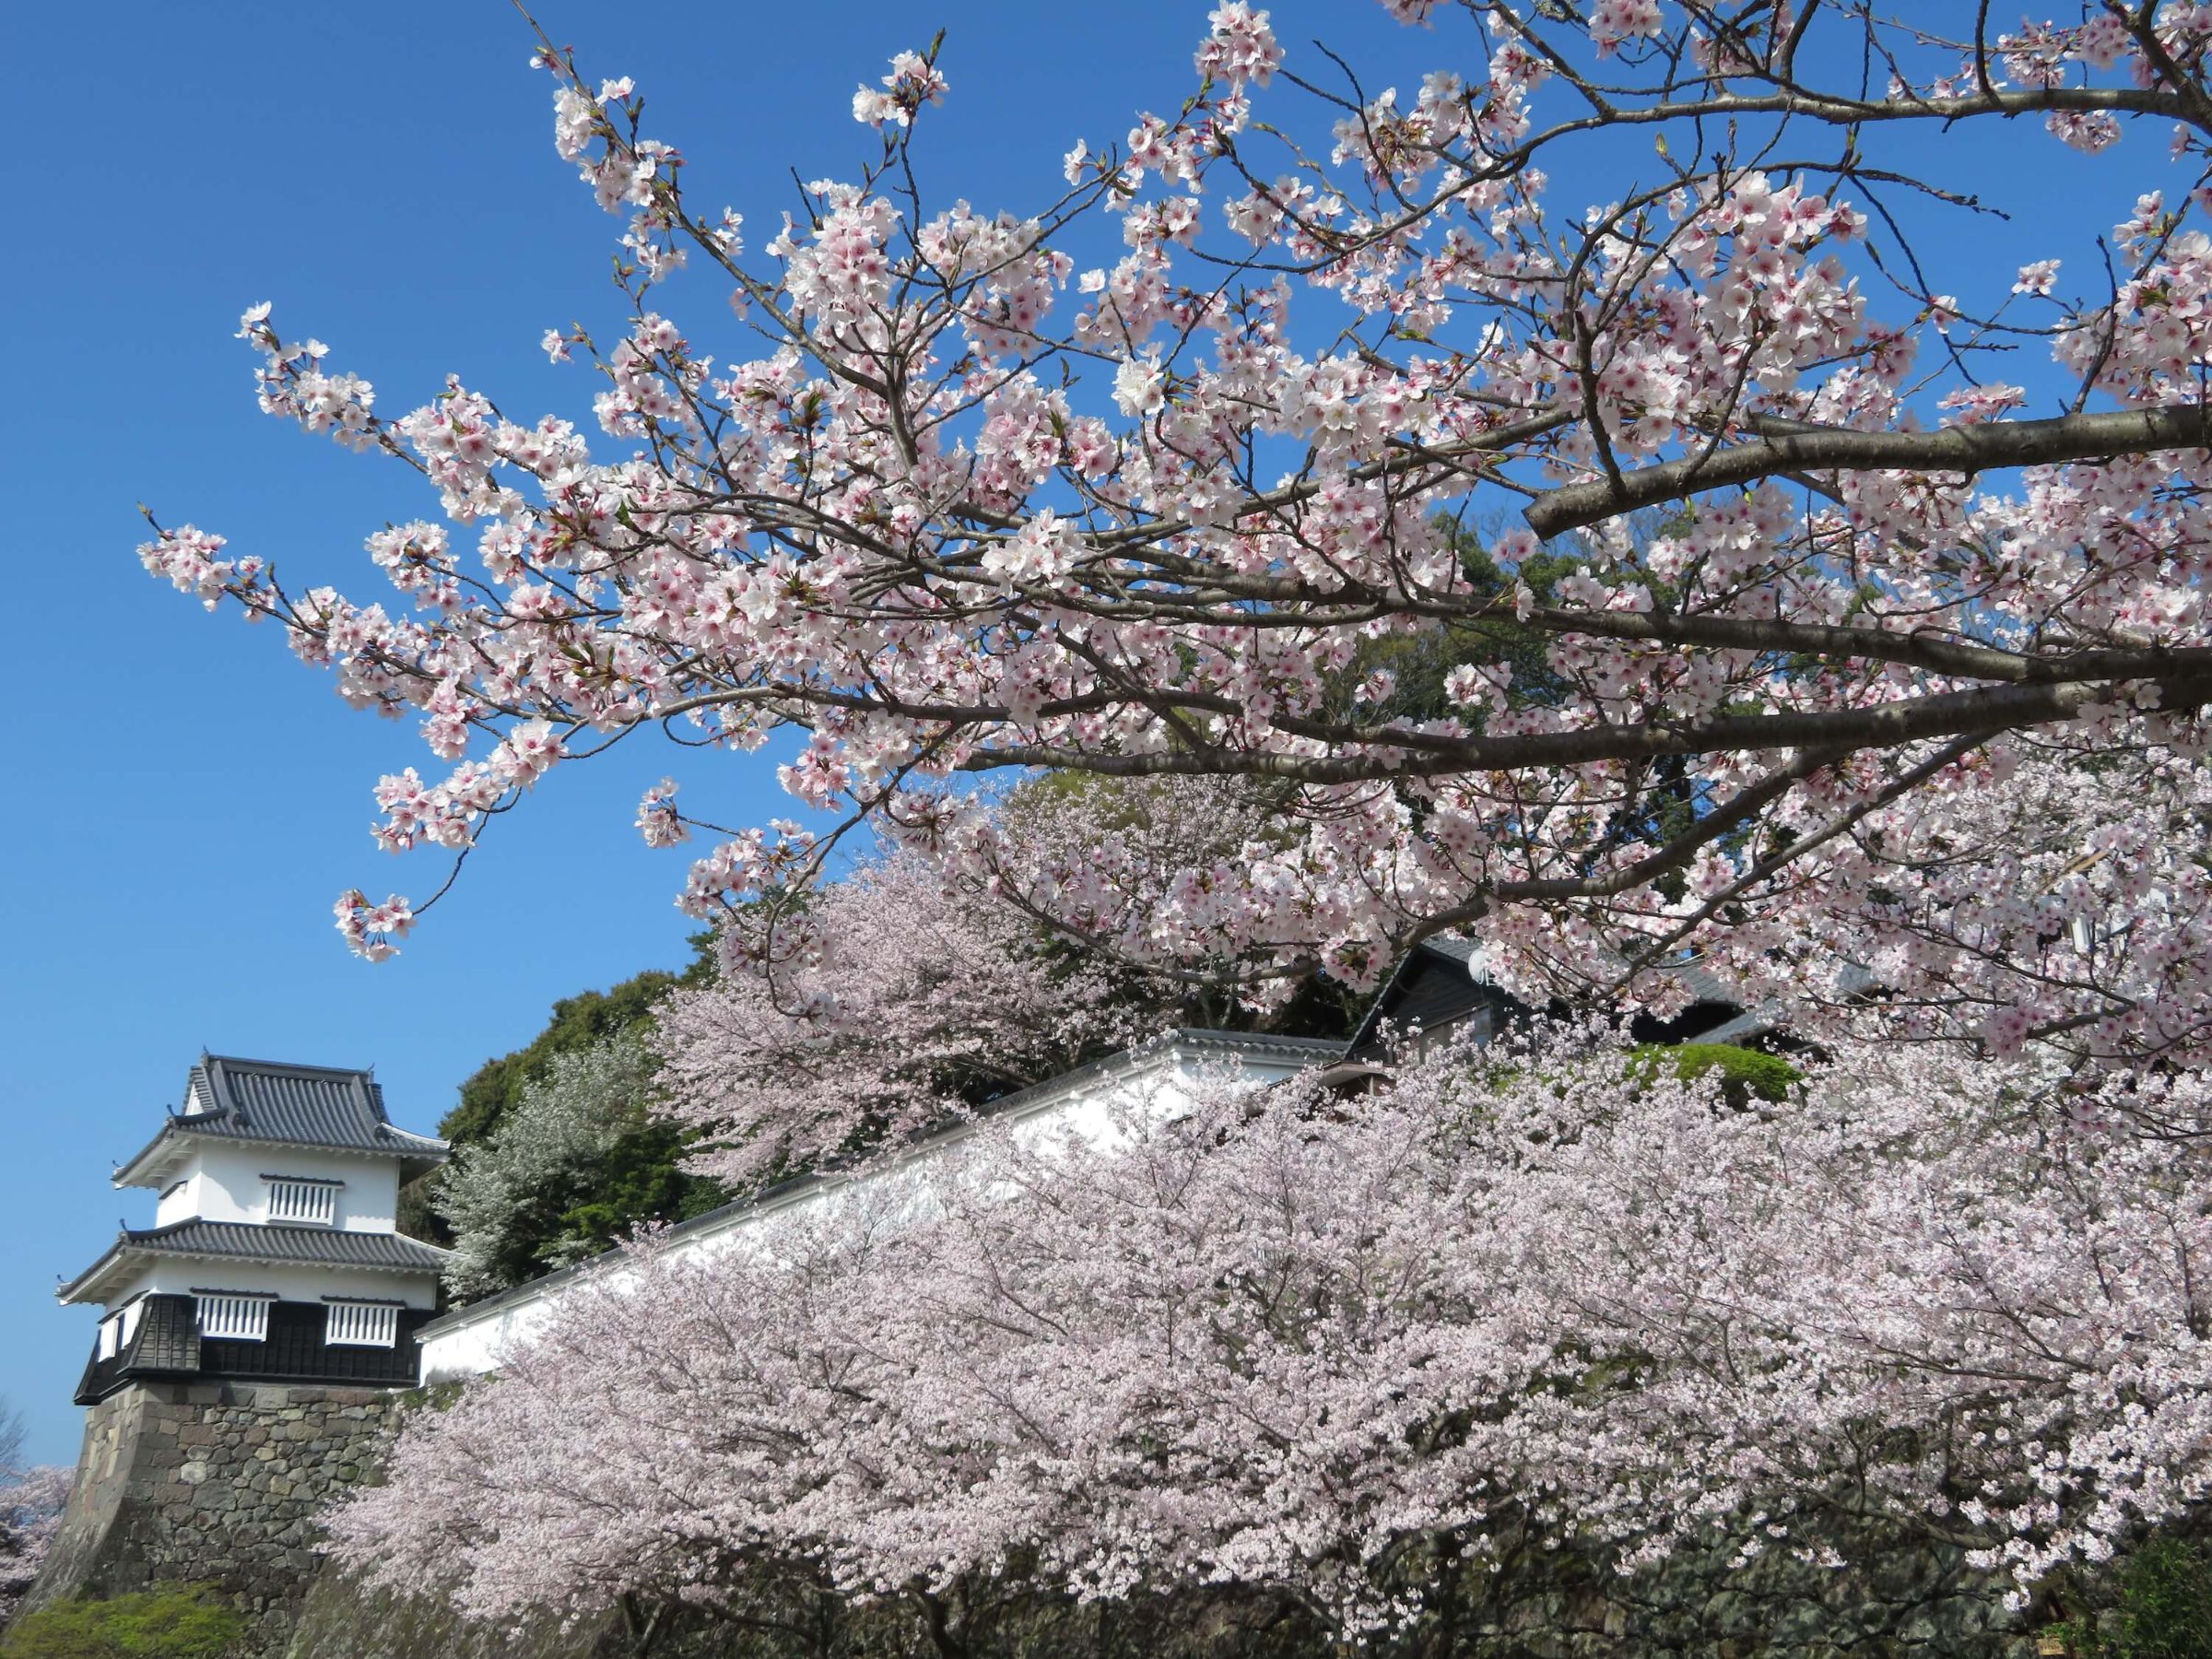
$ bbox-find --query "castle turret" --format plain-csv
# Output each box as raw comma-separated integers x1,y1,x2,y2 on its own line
57,1055,451,1404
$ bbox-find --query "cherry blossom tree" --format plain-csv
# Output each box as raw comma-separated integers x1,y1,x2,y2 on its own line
0,1462,70,1626
655,845,1154,1190
327,1030,2212,1640
135,1,2212,1068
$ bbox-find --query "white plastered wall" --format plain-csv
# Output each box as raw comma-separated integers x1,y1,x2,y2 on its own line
103,1261,438,1311
155,1172,201,1227
419,1045,1303,1384
148,1143,400,1233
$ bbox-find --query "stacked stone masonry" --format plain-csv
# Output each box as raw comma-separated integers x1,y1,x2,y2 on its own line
23,1379,400,1655
20,1376,2055,1657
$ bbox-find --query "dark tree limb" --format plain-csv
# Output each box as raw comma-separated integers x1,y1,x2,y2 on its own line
1517,608,2212,687
966,673,2212,783
1524,406,2212,536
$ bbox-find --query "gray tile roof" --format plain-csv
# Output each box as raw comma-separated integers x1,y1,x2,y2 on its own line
133,1219,450,1270
1663,959,1737,1008
1416,934,1739,1005
1368,936,1880,1048
896,1027,1344,1145
1351,935,1751,1052
116,1055,448,1182
1416,935,1485,967
60,1220,449,1302
179,1055,448,1156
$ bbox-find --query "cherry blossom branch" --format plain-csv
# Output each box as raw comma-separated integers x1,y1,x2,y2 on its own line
1525,404,2212,535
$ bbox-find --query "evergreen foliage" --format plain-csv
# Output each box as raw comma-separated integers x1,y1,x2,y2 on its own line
2064,1535,2212,1658
0,1585,246,1659
401,939,722,1269
437,1035,734,1297
2107,1538,2212,1658
1343,523,1582,727
1630,1042,1803,1108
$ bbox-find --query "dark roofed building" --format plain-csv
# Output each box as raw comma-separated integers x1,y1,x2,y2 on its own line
114,1054,448,1190
1348,936,1770,1059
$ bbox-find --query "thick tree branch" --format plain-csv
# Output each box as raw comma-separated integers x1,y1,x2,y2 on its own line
1524,405,2212,536
1518,608,2212,686
963,674,2212,782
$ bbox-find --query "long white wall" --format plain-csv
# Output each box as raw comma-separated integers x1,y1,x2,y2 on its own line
419,1038,1324,1385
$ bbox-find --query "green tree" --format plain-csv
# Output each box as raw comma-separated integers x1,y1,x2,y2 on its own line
1629,1042,1803,1109
398,939,720,1253
2059,1535,2212,1659
437,1035,731,1297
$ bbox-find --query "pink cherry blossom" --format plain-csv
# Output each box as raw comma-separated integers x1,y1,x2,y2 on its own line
330,1030,2212,1633
0,1464,70,1624
660,841,1160,1188
132,3,2212,1065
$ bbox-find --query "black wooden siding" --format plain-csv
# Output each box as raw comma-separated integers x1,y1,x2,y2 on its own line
74,1294,431,1405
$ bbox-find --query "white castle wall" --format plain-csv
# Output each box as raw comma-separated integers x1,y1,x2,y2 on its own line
124,1264,435,1311
419,1038,1321,1385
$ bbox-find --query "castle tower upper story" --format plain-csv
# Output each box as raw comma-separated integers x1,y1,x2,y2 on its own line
57,1055,452,1404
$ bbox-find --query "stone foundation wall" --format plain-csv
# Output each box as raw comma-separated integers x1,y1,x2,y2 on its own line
16,1380,2061,1658
282,1573,632,1659
23,1380,401,1653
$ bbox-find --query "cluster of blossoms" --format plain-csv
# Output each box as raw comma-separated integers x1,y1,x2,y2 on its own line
0,1464,70,1623
651,774,1298,1190
331,1032,2212,1633
655,845,1154,1188
1194,2,1285,88
851,47,949,131
136,2,2212,1085
332,890,413,963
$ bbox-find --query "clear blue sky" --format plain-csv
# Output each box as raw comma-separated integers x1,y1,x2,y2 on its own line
0,1,2165,1465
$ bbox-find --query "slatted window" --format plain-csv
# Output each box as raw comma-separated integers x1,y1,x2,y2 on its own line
265,1177,338,1226
324,1300,399,1348
195,1293,273,1342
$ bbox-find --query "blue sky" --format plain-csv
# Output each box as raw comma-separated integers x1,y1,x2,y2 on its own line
1,1,2172,1465
3,0,1434,1470
0,0,1196,1465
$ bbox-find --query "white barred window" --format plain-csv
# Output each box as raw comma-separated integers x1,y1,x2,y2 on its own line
265,1176,339,1226
324,1300,399,1348
195,1293,273,1343
97,1313,121,1360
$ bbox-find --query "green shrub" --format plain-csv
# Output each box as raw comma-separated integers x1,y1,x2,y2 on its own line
0,1583,247,1658
1628,1042,1802,1108
2103,1535,2212,1658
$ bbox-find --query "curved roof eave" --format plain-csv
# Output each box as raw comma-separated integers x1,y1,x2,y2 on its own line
58,1222,451,1306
